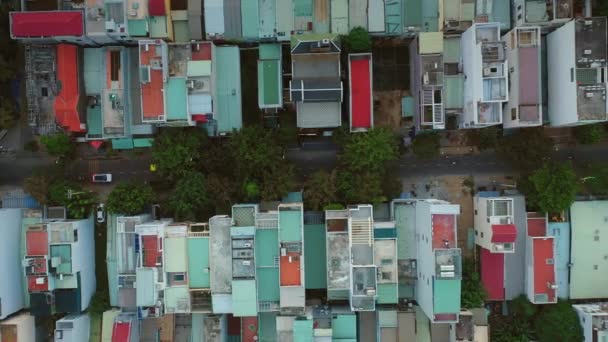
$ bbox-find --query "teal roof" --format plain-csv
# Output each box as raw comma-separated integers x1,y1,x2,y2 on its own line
422,0,439,31
84,48,103,94
187,238,210,288
378,310,398,327
444,75,464,109
258,313,277,342
256,229,279,267
106,214,118,307
173,20,189,42
260,44,281,60
282,191,303,203
191,314,204,342
332,315,357,339
377,283,398,304
127,19,148,36
167,78,188,121
394,202,415,259
433,279,461,314
293,319,314,342
215,46,243,133
149,16,168,38
133,138,153,148
328,289,349,300
294,0,312,16
304,224,327,289
50,244,72,274
259,0,277,38
374,227,397,239
279,209,302,242
402,96,414,118
490,0,511,30
241,0,260,38
232,280,258,316
257,268,280,301
111,138,134,150
385,0,402,34
86,105,103,136
443,37,461,64
258,60,281,107
403,0,422,28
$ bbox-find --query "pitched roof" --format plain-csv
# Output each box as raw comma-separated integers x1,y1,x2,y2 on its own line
10,11,83,37
54,44,83,133
491,224,517,243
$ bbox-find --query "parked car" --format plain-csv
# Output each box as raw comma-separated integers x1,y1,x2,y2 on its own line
96,204,105,223
92,173,112,183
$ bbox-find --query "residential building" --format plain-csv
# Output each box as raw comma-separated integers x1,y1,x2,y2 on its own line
24,218,96,316
503,27,543,128
475,0,510,31
231,204,258,317
512,0,574,28
374,219,399,306
401,0,440,34
109,312,139,342
326,209,351,302
384,0,403,35
460,23,509,128
214,46,243,135
376,309,399,340
203,0,225,39
525,212,557,304
368,0,386,33
187,224,213,314
331,0,349,34
209,215,233,313
391,200,417,300
348,53,374,132
276,0,294,41
410,32,446,130
348,205,376,311
349,0,368,31
415,199,461,323
548,218,571,299
547,17,608,126
574,303,608,342
258,44,283,110
441,0,474,33
0,209,24,320
569,201,608,299
451,309,489,342
139,39,167,124
475,193,517,301
278,203,306,314
54,314,90,342
290,34,343,129
10,11,92,45
85,0,128,45
55,44,86,134
0,313,35,342
443,35,465,117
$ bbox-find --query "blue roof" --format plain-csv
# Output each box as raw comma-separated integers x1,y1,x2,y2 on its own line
477,191,500,198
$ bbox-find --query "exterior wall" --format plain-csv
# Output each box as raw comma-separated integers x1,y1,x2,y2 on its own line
547,20,578,126
460,24,482,126
72,217,96,311
0,313,35,341
368,0,385,33
204,0,225,38
548,222,570,299
504,195,527,300
55,314,90,341
0,209,24,319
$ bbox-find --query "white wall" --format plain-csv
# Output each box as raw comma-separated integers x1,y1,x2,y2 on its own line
204,0,225,38
73,217,96,311
367,0,385,33
473,197,490,248
461,25,478,126
547,21,578,126
55,314,90,342
0,209,24,319
0,313,35,341
415,201,434,321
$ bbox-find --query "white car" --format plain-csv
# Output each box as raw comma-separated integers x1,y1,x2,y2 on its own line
92,173,112,183
96,204,105,223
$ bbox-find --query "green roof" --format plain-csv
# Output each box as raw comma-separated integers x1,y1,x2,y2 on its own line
403,0,422,28
215,46,243,133
433,279,461,314
111,138,134,150
422,0,439,31
304,224,327,289
127,19,148,36
241,0,260,38
293,319,314,342
258,313,277,342
257,268,280,301
187,238,210,288
166,78,188,121
260,44,281,60
279,208,302,242
377,283,398,304
232,280,258,317
86,105,103,136
294,0,312,16
173,20,189,42
256,229,279,267
444,75,464,109
332,314,357,339
84,48,103,94
191,314,204,342
50,244,72,274
385,0,402,34
133,138,153,148
149,16,168,38
443,37,461,64
258,60,281,107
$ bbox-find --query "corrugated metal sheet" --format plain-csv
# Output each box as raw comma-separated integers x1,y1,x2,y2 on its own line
276,0,294,39
403,0,422,28
241,0,259,38
368,0,386,32
204,0,225,36
293,319,313,341
258,313,277,342
84,48,104,94
398,312,416,341
419,32,443,54
422,0,439,31
232,280,257,316
259,0,277,38
548,222,570,299
332,315,357,339
188,15,203,40
385,0,402,34
444,75,464,109
304,224,327,289
443,36,461,63
504,195,526,300
377,283,398,303
296,101,341,128
433,279,461,313
214,46,242,133
349,0,368,30
378,310,398,327
330,0,349,34
224,0,242,38
10,11,84,37
313,0,330,33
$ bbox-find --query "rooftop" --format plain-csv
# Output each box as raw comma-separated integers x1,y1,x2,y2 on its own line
575,17,608,65
10,11,84,38
139,41,167,121
432,214,456,249
349,54,373,131
54,44,83,133
327,233,350,290
214,46,242,134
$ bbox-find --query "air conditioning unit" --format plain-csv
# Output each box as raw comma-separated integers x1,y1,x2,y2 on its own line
105,20,117,32
483,67,491,76
444,20,460,30
322,38,331,45
440,271,455,278
365,289,376,296
242,260,251,266
440,264,455,271
280,248,287,256
586,92,594,98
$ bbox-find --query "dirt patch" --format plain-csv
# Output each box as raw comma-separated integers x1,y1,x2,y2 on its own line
374,90,407,131
372,38,411,91
240,48,262,126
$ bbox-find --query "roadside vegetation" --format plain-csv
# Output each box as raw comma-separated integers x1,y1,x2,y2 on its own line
106,181,154,216
0,4,18,130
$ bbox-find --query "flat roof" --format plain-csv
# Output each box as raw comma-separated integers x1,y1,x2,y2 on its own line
166,78,188,121
259,0,277,38
164,236,187,272
280,251,302,286
26,229,48,256
187,238,210,288
215,46,242,133
258,60,281,107
481,247,505,300
112,321,131,342
11,11,83,37
54,44,83,133
532,237,556,303
142,235,161,267
279,207,303,242
327,233,349,289
432,214,456,248
140,43,165,120
232,279,257,316
349,54,372,130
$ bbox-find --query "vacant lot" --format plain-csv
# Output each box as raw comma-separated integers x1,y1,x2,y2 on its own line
372,38,410,91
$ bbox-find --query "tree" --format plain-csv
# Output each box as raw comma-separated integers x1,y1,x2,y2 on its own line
344,27,371,52
466,126,500,151
230,126,284,180
525,162,578,213
535,301,583,342
497,127,553,172
574,123,605,144
0,97,16,129
168,172,209,221
23,173,51,205
337,170,385,204
47,180,72,206
259,162,296,201
106,181,154,215
304,170,338,211
412,132,441,159
47,180,95,219
340,128,399,173
151,128,207,181
205,173,238,214
88,290,110,315
582,162,608,195
40,132,74,158
460,259,486,309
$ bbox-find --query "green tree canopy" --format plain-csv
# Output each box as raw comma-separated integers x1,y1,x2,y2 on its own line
534,301,583,342
337,170,385,204
574,123,605,145
412,132,441,159
340,128,399,172
303,170,338,211
40,133,74,158
525,162,578,213
23,173,51,205
497,127,553,172
582,162,608,195
0,97,16,129
106,181,154,215
466,126,500,151
344,27,371,52
168,172,209,221
47,180,95,219
460,259,486,309
151,128,207,181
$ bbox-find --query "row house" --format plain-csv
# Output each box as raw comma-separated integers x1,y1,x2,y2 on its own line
513,0,574,29
258,44,284,110
24,218,96,316
348,53,374,132
0,209,25,320
525,212,557,304
54,313,90,341
574,303,608,342
0,313,35,341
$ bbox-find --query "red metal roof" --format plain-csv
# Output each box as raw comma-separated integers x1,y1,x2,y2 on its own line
241,317,258,342
532,238,556,303
149,0,166,16
54,44,84,133
431,214,456,249
280,252,301,286
142,235,162,267
491,224,517,243
527,217,547,237
350,57,372,129
481,248,505,300
10,11,83,38
26,230,48,256
112,322,131,342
